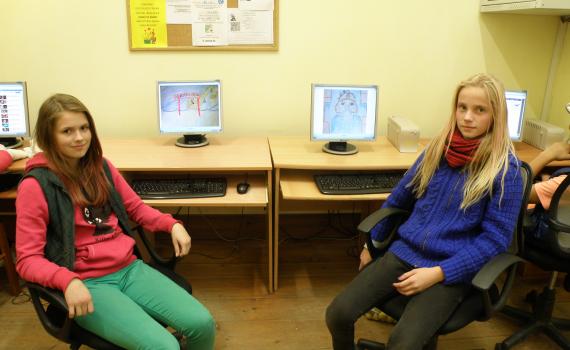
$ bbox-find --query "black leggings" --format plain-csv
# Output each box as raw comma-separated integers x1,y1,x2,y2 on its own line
325,252,470,350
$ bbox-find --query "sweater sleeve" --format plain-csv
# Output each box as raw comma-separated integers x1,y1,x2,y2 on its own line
534,175,566,210
440,158,523,284
106,159,179,233
15,177,80,291
0,150,13,172
370,153,423,242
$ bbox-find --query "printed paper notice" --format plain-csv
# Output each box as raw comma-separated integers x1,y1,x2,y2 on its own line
228,10,273,45
191,0,226,9
166,0,193,24
130,0,168,48
238,0,273,11
192,8,228,46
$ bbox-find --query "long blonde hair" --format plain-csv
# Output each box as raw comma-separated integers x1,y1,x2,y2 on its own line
409,73,514,209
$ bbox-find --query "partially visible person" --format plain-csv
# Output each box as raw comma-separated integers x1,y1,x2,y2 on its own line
0,144,28,172
16,94,215,350
528,140,570,210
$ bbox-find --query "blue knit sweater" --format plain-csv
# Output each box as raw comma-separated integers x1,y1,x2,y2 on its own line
371,153,523,285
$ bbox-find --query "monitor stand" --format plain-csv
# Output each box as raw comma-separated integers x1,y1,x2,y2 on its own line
175,134,209,148
323,141,358,155
0,137,22,149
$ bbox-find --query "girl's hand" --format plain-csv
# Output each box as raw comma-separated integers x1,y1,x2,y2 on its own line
359,247,372,271
393,266,444,296
171,223,191,257
64,278,94,318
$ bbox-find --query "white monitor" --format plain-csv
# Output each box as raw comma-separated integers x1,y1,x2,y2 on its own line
157,80,222,147
311,84,378,155
0,82,30,148
505,90,527,141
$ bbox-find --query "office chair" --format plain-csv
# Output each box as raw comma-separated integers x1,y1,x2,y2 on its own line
26,225,191,350
355,162,532,350
497,167,570,350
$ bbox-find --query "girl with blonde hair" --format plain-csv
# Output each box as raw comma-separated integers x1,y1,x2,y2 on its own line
326,73,524,349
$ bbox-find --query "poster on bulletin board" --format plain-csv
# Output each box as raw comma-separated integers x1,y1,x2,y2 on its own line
129,0,169,48
127,0,279,51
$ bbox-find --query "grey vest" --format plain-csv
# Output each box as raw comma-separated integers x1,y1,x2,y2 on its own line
24,161,133,270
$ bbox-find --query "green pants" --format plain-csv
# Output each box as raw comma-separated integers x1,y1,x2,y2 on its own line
75,259,215,350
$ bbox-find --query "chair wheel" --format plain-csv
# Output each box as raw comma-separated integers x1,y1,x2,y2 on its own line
356,339,386,350
495,343,506,350
524,290,537,304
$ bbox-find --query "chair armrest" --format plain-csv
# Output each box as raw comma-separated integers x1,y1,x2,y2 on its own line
132,225,178,270
472,253,522,291
357,207,410,234
26,282,72,340
358,208,410,257
471,253,523,319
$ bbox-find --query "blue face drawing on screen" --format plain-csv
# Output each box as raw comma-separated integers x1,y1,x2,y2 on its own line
330,90,363,134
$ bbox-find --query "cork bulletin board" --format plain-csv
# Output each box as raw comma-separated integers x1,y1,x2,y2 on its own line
127,0,279,51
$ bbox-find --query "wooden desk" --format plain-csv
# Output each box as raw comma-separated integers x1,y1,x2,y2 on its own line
515,141,570,167
269,136,426,290
5,137,275,292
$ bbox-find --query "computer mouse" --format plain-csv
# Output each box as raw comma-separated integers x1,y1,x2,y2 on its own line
237,182,250,194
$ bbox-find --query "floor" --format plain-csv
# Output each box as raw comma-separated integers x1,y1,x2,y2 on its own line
0,213,568,349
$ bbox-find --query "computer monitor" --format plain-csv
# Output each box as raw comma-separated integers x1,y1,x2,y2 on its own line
311,84,378,155
0,82,30,148
505,90,527,141
157,80,222,147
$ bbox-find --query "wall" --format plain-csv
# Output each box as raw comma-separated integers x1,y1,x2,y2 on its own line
549,22,570,130
0,1,563,139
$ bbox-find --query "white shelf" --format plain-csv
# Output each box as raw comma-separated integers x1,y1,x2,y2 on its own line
480,0,570,15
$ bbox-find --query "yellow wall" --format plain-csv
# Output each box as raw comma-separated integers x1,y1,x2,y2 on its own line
549,24,570,130
1,0,565,139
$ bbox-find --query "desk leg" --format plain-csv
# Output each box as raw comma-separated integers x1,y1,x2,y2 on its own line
0,221,20,296
273,169,280,291
266,170,274,293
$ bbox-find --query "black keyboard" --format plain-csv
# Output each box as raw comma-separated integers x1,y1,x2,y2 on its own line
314,172,405,195
131,178,227,199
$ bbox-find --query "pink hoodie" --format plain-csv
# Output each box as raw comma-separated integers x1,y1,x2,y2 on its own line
16,153,179,292
0,150,12,172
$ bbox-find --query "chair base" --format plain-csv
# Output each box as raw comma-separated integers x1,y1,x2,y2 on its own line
498,287,570,350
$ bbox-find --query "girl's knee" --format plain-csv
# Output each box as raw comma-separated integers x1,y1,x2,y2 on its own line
182,309,216,344
325,298,351,331
137,329,180,350
387,327,427,350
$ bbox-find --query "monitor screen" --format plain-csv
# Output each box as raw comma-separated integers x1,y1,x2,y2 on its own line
311,84,378,142
157,80,222,135
505,90,527,141
0,82,30,141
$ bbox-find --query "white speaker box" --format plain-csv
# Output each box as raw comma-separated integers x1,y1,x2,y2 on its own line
387,116,420,153
522,119,565,150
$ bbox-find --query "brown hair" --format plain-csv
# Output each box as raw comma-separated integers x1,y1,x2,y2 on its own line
35,94,109,207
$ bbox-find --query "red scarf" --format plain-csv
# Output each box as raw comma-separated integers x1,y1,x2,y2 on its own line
445,129,481,168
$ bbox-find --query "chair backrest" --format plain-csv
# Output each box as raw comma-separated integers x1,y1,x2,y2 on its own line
510,161,533,255
539,168,570,258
